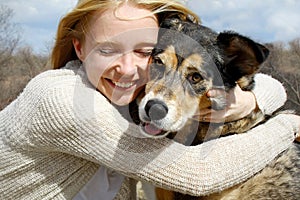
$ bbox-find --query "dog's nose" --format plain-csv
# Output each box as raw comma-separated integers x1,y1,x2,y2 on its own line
145,99,168,120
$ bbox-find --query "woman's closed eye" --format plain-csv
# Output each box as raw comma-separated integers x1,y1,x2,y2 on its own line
97,47,121,56
134,48,153,58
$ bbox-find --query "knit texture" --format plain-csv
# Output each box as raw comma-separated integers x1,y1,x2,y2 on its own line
0,60,298,199
252,73,287,115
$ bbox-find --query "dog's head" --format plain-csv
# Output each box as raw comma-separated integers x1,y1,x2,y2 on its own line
138,17,269,137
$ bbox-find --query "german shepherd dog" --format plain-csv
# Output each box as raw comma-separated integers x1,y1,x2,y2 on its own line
133,16,300,199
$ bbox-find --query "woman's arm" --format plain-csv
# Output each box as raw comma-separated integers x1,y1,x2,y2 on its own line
251,73,287,115
22,69,298,196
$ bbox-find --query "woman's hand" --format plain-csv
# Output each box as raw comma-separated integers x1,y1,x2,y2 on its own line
193,85,257,123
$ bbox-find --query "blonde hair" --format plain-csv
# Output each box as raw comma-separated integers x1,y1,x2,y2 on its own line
51,0,200,69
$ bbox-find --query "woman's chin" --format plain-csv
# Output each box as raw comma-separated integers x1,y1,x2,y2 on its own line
110,95,135,106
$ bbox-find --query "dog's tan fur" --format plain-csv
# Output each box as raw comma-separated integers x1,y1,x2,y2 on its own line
136,16,300,199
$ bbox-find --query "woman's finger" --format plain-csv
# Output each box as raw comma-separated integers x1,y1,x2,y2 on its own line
207,88,226,98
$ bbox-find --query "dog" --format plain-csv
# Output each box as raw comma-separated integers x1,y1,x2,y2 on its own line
132,16,300,199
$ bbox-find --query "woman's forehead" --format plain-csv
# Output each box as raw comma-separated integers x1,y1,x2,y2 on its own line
91,3,158,30
87,4,159,46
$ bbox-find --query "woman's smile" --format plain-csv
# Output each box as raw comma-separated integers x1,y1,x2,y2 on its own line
106,78,137,90
112,80,135,89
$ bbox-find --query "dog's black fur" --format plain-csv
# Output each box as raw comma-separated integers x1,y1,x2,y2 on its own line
132,16,300,200
154,17,269,90
137,16,270,143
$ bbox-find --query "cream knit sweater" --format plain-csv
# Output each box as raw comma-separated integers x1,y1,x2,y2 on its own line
0,60,298,200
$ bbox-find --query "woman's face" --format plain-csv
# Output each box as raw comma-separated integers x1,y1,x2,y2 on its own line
73,3,159,106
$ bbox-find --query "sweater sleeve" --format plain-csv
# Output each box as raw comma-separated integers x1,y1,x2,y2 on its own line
24,70,298,196
252,73,287,115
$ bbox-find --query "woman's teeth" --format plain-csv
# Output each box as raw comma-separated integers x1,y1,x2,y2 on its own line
112,81,134,88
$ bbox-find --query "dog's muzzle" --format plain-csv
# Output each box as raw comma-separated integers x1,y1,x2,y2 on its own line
145,99,168,120
139,98,171,138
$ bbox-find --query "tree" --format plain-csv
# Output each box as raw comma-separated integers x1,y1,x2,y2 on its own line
14,46,50,78
262,40,300,114
0,45,50,110
0,5,20,70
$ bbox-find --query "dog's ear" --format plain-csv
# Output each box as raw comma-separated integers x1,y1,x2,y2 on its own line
217,31,269,81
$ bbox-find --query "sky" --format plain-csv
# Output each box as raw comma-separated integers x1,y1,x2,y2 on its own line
1,0,300,54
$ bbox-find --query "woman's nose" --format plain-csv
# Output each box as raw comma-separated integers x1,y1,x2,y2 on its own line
115,52,137,75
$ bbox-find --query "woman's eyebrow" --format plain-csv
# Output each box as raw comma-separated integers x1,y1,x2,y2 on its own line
95,41,119,47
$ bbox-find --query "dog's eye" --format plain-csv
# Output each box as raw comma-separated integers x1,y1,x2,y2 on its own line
153,57,164,65
188,72,202,84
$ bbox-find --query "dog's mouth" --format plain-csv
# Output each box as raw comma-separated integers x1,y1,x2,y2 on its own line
140,122,170,138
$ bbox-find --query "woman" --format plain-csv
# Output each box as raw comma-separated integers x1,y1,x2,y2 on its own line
0,0,299,199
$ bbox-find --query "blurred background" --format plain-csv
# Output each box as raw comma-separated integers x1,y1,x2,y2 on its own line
0,0,299,113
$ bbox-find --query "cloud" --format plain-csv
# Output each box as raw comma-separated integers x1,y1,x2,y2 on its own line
267,10,300,41
187,0,300,43
2,0,300,53
4,0,76,23
2,0,77,53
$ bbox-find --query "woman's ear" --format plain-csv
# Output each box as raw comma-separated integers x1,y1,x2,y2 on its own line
73,38,85,61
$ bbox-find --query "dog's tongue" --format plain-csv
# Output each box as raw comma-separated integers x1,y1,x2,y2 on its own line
144,123,163,135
